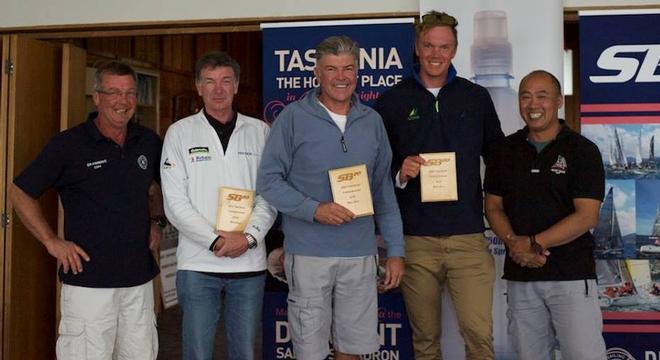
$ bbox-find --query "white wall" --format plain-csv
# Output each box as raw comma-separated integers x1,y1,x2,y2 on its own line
1,0,658,29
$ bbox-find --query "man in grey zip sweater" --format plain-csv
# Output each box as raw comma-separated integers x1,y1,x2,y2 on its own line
257,36,405,360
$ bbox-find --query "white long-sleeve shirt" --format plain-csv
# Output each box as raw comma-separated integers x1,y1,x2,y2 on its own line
161,110,276,273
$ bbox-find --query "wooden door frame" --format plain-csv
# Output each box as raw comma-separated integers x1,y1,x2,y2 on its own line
0,35,9,356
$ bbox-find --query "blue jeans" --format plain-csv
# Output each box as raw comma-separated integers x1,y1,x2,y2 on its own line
176,270,265,360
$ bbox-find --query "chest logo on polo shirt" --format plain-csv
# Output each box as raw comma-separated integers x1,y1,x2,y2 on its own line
550,155,567,174
407,108,420,121
188,146,212,163
137,155,148,170
86,159,108,170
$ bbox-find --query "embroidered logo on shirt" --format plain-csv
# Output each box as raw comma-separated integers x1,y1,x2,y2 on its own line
188,147,212,163
188,147,209,154
163,158,174,169
86,159,108,169
550,155,567,174
407,108,420,121
238,151,259,156
137,155,148,170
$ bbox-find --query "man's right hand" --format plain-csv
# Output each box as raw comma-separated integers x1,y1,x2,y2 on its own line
45,237,90,275
314,202,355,225
506,235,548,268
399,155,426,184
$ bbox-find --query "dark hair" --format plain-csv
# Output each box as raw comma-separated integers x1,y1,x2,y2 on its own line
195,51,241,83
93,61,137,91
416,11,458,44
313,35,360,64
520,70,562,94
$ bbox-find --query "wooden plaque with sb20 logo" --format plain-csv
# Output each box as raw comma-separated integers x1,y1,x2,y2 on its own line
420,152,458,202
328,164,374,217
216,187,254,231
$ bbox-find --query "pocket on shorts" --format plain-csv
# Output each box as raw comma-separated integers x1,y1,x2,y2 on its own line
287,294,324,344
56,318,86,360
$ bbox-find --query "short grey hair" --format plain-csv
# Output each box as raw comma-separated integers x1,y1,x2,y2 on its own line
195,51,241,83
94,61,137,91
313,35,360,64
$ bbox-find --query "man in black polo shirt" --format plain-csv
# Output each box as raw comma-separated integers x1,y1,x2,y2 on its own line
9,61,162,359
484,70,606,360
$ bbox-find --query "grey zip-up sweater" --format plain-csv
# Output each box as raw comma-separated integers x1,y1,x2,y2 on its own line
257,88,404,258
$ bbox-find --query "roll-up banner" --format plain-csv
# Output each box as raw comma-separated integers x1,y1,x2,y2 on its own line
580,9,660,360
260,19,415,359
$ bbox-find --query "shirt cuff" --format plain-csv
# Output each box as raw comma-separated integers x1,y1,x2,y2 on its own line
394,170,408,189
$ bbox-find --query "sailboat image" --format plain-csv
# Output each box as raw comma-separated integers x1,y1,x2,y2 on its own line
639,204,660,256
649,135,656,169
597,259,639,307
609,127,629,170
635,130,643,168
593,187,624,258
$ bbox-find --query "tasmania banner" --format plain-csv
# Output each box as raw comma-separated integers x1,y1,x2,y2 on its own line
579,9,660,360
260,19,415,359
260,19,415,123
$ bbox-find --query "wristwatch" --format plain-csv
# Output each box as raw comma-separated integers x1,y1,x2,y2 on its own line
151,215,167,228
245,233,258,250
529,234,545,254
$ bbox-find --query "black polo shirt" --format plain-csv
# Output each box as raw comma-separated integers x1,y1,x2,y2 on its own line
14,113,161,288
484,122,604,281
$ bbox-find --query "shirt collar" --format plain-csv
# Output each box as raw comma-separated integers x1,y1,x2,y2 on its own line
84,111,141,143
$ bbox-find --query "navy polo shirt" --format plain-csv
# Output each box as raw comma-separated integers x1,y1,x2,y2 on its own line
484,123,605,281
14,113,161,288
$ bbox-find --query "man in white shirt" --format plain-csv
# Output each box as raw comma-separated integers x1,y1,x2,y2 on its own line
160,51,276,360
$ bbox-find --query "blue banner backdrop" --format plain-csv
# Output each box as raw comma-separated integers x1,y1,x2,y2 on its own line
260,19,416,359
261,19,415,124
580,9,660,360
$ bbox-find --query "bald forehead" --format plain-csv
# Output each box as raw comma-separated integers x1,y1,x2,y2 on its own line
519,72,561,95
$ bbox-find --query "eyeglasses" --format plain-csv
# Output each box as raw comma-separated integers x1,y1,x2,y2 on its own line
96,88,138,99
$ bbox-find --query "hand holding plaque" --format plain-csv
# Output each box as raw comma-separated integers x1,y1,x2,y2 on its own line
420,152,458,202
328,164,374,217
216,187,254,231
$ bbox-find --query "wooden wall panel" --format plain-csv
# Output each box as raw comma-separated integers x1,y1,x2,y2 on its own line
159,70,197,134
161,35,194,73
133,36,161,66
226,32,262,119
195,33,223,59
52,31,264,130
87,36,132,60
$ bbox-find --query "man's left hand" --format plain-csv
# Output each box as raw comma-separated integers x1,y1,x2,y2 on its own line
380,257,405,291
214,230,249,258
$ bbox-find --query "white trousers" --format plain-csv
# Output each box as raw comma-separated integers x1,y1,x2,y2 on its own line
56,281,158,360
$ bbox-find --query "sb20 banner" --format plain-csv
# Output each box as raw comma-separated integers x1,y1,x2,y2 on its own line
579,9,660,360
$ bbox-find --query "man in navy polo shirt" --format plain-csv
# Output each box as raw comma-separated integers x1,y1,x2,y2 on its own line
484,70,607,360
9,61,162,359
